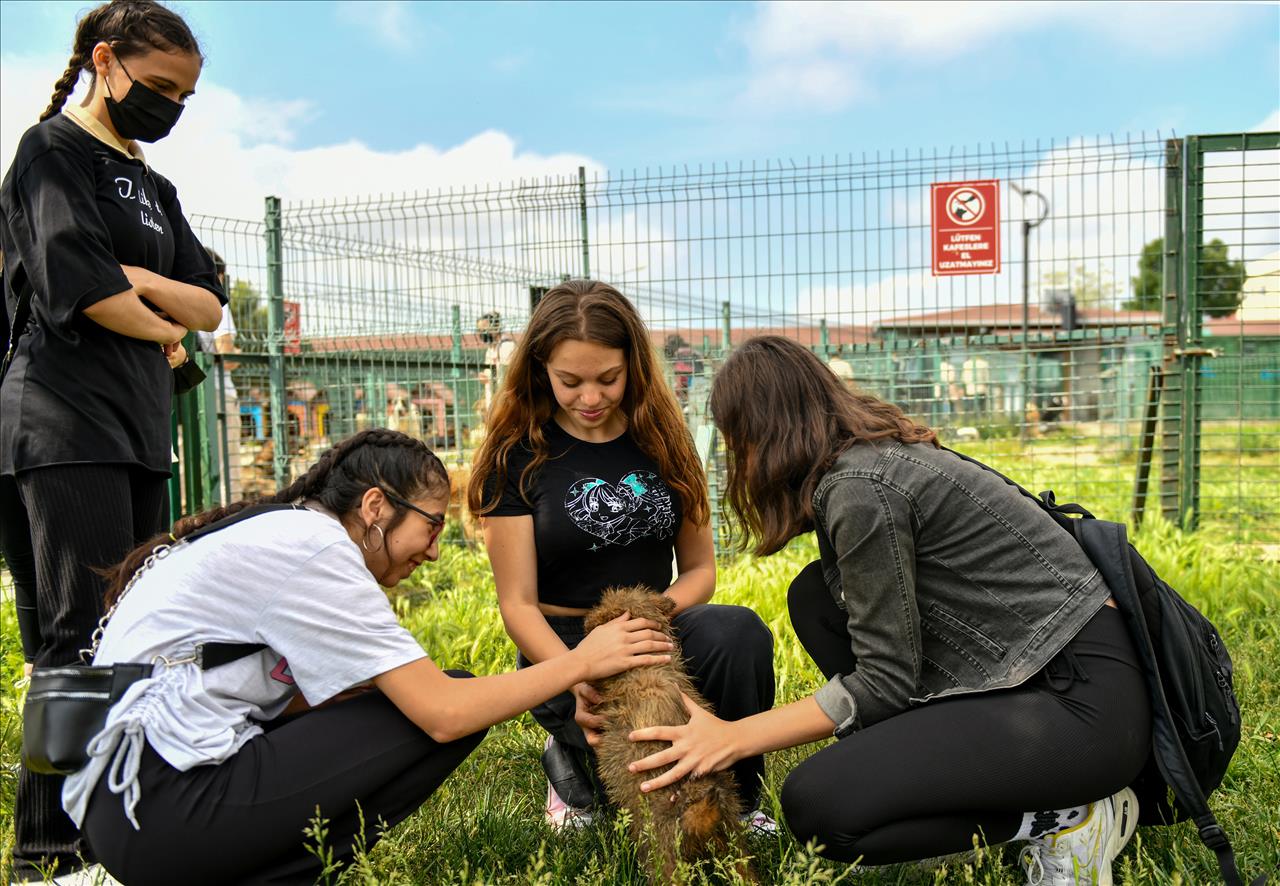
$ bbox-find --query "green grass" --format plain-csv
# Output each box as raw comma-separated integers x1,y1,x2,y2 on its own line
3,491,1279,883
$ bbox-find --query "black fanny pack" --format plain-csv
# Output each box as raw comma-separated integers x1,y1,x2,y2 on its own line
21,504,298,775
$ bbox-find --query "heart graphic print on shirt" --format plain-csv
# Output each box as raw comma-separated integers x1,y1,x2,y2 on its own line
565,470,677,546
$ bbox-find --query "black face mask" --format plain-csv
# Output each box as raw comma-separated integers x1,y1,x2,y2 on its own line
103,56,184,143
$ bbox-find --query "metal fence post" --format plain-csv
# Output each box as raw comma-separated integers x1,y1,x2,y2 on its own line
1159,139,1183,525
1177,136,1204,530
578,166,590,279
178,331,210,513
720,301,731,353
264,196,289,489
168,407,181,524
451,303,464,463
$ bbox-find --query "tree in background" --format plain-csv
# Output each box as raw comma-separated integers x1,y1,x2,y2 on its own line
228,278,269,350
227,278,269,394
1038,264,1119,308
1125,237,1246,318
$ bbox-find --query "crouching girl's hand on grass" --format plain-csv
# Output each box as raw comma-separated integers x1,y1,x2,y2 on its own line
627,694,740,794
572,611,673,685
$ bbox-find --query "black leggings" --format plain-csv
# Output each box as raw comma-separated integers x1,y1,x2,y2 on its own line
82,686,485,886
780,560,1151,866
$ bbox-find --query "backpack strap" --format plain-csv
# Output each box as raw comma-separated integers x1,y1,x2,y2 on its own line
1075,519,1256,886
948,446,1261,886
195,641,267,670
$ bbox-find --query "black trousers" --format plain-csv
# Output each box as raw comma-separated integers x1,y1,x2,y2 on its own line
11,464,168,878
82,687,485,886
780,560,1151,866
0,474,38,661
518,603,776,811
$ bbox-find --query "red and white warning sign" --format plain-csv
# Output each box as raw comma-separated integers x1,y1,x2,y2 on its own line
931,179,1000,276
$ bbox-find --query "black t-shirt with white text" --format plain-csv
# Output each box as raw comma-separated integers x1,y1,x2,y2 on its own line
488,421,683,609
0,113,224,475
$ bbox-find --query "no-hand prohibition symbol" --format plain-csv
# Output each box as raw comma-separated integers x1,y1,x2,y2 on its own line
932,180,1000,276
945,187,986,226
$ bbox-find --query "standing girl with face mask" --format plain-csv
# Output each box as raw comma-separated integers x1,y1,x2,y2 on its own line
0,2,224,878
467,280,776,830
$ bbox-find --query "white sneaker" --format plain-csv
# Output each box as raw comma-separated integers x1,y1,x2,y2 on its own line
741,808,778,836
10,865,125,886
1020,787,1139,886
545,779,595,831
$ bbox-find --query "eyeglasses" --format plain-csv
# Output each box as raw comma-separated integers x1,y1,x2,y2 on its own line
381,489,446,537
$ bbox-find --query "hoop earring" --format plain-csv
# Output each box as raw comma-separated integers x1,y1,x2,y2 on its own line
362,523,386,553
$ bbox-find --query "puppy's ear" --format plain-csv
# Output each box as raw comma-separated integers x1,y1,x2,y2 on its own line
655,594,677,616
583,607,615,632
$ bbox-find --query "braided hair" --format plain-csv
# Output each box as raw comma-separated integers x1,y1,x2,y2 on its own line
39,0,201,123
102,429,448,605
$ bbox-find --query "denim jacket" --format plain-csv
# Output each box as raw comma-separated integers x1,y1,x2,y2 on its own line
811,440,1110,737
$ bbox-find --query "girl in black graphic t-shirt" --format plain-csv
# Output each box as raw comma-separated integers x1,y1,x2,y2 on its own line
0,2,223,878
468,280,776,829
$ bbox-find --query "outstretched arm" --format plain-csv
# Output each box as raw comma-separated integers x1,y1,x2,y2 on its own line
375,612,673,743
626,694,836,794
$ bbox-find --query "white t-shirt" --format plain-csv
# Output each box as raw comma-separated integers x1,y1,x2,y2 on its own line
62,508,427,829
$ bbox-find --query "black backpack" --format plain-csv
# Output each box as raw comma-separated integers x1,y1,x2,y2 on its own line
947,448,1262,886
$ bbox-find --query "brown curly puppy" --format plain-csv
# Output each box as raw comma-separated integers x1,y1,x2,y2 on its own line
584,586,753,882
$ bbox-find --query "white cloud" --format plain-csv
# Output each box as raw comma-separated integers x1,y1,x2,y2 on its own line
740,0,1256,113
1253,109,1280,133
0,53,607,338
1,53,600,223
335,0,419,53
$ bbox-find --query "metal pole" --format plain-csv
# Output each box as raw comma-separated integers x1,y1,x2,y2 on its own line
720,301,731,353
578,166,590,279
451,304,464,463
168,406,181,524
1011,183,1049,439
1179,136,1204,530
1132,365,1164,526
1159,139,1183,525
819,317,831,360
264,196,289,489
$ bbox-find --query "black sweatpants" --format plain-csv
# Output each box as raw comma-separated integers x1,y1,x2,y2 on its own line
11,464,168,878
518,603,776,811
780,560,1151,866
0,474,38,661
82,687,486,886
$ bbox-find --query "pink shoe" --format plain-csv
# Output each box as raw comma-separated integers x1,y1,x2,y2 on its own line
545,778,595,830
543,737,594,830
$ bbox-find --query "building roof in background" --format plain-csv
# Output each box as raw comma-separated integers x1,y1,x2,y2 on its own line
304,323,876,353
1205,315,1280,337
874,303,1161,333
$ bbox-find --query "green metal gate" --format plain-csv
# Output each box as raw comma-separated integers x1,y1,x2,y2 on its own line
174,131,1280,549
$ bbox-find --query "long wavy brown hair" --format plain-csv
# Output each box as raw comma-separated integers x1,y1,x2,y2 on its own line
709,335,938,556
467,280,709,527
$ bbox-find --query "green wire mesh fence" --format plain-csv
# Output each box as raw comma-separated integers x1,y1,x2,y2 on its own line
183,131,1280,551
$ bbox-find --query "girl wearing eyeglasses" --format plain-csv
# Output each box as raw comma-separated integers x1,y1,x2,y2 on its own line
0,1,228,878
56,428,673,886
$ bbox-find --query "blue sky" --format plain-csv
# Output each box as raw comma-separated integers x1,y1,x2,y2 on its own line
2,0,1277,220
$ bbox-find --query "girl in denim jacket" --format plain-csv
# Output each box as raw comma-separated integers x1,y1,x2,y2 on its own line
628,336,1151,886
